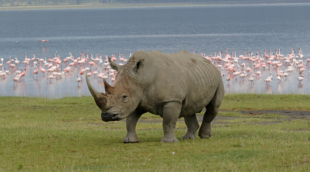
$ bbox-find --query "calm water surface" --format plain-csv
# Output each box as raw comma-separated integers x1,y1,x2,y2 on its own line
0,4,310,97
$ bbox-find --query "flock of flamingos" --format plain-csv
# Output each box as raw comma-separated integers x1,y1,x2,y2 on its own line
0,48,310,90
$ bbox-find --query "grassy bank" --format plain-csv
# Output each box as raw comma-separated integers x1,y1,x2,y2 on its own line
0,94,309,171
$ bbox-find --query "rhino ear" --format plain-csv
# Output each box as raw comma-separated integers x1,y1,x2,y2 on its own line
133,59,145,74
108,56,120,71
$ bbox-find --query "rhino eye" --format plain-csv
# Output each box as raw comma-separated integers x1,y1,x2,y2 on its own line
122,93,128,103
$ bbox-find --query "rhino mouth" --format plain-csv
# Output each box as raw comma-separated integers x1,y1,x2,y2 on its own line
101,113,122,122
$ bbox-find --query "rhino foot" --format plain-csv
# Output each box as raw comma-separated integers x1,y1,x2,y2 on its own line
161,137,179,143
182,133,196,140
123,136,139,143
198,122,212,139
198,131,211,139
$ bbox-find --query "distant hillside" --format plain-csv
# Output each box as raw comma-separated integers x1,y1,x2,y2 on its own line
1,0,309,6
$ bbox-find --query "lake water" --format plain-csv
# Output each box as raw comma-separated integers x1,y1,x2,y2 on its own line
0,4,310,98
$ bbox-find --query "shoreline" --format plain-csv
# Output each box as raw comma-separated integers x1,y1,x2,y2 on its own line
1,2,310,11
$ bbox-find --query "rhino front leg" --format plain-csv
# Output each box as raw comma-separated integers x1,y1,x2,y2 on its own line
161,102,181,143
123,111,142,143
182,114,199,140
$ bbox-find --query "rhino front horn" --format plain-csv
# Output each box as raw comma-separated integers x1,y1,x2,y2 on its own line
86,74,105,100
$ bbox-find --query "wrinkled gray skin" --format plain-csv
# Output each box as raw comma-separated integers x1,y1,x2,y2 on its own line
86,50,224,143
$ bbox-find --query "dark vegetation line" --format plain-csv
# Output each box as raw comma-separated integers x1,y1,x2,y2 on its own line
1,0,309,6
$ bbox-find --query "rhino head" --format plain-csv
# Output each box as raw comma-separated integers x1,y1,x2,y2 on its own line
86,55,146,122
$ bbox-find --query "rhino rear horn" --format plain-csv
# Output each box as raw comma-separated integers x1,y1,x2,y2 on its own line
86,74,107,107
108,56,120,71
103,79,115,94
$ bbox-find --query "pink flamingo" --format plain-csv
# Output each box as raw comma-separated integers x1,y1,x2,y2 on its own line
9,63,15,68
0,58,3,69
77,75,81,87
88,61,95,68
226,73,231,83
232,69,242,80
24,53,29,62
264,49,269,59
225,48,231,59
298,48,304,58
245,67,253,73
19,69,25,81
69,61,75,66
6,56,12,65
64,66,71,73
31,53,36,61
111,55,117,61
40,63,46,76
87,71,92,77
253,62,261,70
13,75,21,83
33,65,38,78
306,58,310,66
79,67,85,76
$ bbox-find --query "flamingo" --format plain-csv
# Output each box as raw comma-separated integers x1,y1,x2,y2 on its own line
0,58,3,68
4,68,10,75
77,75,81,86
265,77,272,87
40,63,46,76
232,69,242,80
47,74,56,83
15,58,20,67
111,55,117,61
6,56,12,64
0,70,8,79
93,70,98,77
239,71,247,80
9,64,15,68
31,53,36,61
13,75,21,83
79,68,85,75
64,66,71,73
33,65,38,78
277,75,282,82
19,69,26,81
298,48,304,58
297,74,304,84
249,74,255,85
87,71,92,77
225,48,231,59
306,58,310,66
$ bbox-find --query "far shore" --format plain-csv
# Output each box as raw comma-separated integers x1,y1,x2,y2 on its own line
1,2,310,11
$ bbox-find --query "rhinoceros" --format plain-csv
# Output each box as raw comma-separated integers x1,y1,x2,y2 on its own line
86,50,224,143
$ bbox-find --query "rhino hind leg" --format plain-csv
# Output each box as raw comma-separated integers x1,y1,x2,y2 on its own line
161,102,181,143
199,82,224,139
182,114,199,140
123,111,142,143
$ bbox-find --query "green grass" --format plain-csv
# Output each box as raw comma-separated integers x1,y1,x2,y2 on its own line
0,95,309,171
